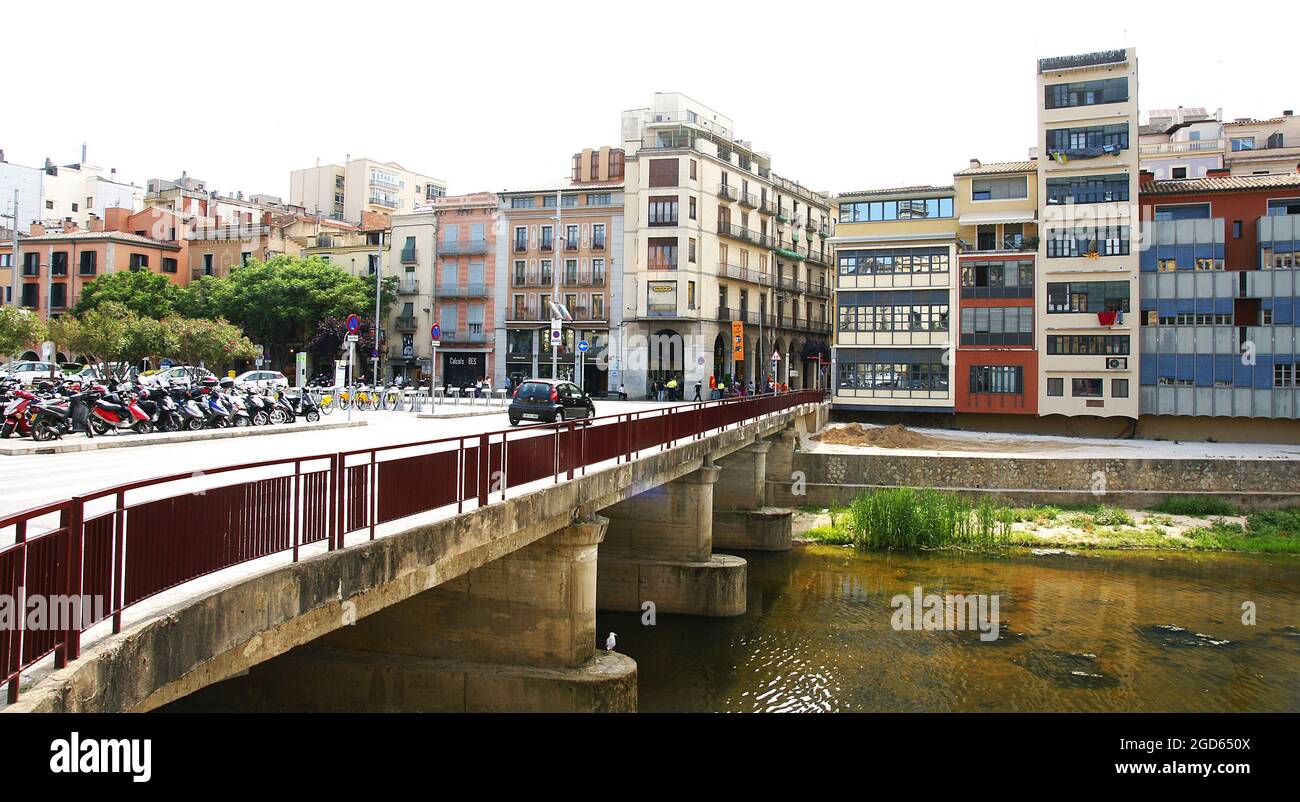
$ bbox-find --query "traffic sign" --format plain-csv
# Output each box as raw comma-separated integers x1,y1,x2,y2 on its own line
346,314,360,333
345,334,359,344
550,320,562,345
430,323,441,341
577,340,589,353
771,349,781,362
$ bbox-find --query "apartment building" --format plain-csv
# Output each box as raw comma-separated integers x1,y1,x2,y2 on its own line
621,93,833,400
1,207,190,319
1036,48,1141,420
0,151,44,240
831,186,957,412
407,192,500,387
1138,170,1300,423
36,154,143,229
1139,107,1225,181
953,159,1040,414
290,158,447,223
498,147,624,393
1223,112,1300,176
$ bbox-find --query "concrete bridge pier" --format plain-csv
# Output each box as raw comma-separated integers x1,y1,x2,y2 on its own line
712,438,793,552
597,464,747,617
192,516,637,712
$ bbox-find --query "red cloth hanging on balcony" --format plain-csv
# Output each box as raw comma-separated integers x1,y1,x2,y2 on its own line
1097,310,1118,326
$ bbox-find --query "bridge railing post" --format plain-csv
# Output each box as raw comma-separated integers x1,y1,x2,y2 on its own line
478,433,490,507
112,490,125,634
61,497,85,664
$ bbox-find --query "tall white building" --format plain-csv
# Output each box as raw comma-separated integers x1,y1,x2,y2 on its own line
290,157,447,223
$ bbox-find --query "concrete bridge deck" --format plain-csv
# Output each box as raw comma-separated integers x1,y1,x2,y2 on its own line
4,392,828,713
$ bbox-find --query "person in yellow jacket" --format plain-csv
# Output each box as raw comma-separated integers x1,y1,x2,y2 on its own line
665,377,679,401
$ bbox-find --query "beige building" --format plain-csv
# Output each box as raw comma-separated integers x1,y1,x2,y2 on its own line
1036,48,1141,419
290,158,447,223
620,93,834,399
1223,112,1300,175
830,185,958,412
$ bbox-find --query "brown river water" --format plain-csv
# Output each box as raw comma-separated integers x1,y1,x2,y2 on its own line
597,545,1300,712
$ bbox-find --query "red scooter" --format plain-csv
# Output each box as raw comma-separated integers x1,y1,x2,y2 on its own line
89,384,154,434
1,388,38,438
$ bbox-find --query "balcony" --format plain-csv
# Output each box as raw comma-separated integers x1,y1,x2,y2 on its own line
368,195,398,209
591,238,606,251
440,239,490,255
443,330,489,345
398,279,419,295
508,307,547,322
395,316,418,332
571,305,608,322
806,250,834,267
564,239,579,252
758,199,776,215
512,240,528,253
806,282,831,299
960,236,1038,255
538,239,554,253
719,263,771,285
512,273,551,288
804,218,816,233
777,275,805,294
716,221,755,244
369,177,402,192
739,192,758,209
717,183,739,202
441,282,488,298
186,224,271,241
1139,138,1226,156
562,272,606,287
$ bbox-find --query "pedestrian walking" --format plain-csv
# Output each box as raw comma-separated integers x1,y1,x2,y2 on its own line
693,380,703,401
618,383,627,401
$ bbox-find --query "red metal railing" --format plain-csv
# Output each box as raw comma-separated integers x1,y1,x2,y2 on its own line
0,390,824,702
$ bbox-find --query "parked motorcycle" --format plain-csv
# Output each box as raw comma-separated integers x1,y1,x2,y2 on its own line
89,384,153,434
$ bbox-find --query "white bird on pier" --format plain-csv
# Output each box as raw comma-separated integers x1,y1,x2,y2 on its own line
605,632,618,651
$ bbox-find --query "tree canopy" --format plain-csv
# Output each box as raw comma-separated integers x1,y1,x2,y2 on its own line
0,306,47,358
73,270,185,318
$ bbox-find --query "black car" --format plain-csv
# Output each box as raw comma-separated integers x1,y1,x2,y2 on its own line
508,379,596,426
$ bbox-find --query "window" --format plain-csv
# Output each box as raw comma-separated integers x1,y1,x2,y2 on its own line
609,150,624,178
646,281,677,315
1045,174,1129,205
1046,281,1130,313
592,294,605,319
1071,378,1103,397
971,176,1027,201
1112,378,1129,398
22,253,38,276
513,260,526,285
51,252,68,276
1266,198,1300,216
1044,77,1128,109
648,237,678,270
1046,225,1130,257
1171,167,1188,180
587,193,612,206
961,260,1034,298
162,258,178,273
203,253,214,275
514,226,527,251
565,224,578,250
834,358,949,393
649,196,679,226
50,283,67,309
689,196,697,220
839,196,954,222
540,225,553,251
959,306,1032,345
687,281,696,310
969,365,1024,394
648,159,679,188
240,251,252,264
1044,123,1129,155
20,284,37,308
592,224,606,250
1230,137,1256,152
510,196,536,209
839,247,950,276
129,253,149,271
1046,335,1129,355
1047,378,1063,396
688,237,697,263
591,258,606,282
1275,364,1295,388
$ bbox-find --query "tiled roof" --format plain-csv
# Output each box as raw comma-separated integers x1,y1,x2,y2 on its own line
1224,117,1288,127
837,184,953,199
954,160,1036,176
501,180,625,195
7,230,181,248
1141,172,1300,195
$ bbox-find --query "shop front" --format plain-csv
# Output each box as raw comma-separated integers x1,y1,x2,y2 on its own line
441,351,487,389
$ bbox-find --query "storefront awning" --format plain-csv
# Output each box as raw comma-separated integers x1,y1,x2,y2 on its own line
957,210,1037,226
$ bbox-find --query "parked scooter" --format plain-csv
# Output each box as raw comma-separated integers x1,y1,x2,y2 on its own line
1,386,39,438
89,383,153,434
274,388,321,423
28,387,97,441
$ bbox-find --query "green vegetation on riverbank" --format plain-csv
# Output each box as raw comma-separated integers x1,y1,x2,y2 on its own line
795,492,1300,555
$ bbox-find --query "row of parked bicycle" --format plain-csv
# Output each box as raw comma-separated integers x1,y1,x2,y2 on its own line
0,376,322,442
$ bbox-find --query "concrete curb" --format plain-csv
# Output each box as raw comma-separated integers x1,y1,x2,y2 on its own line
0,419,368,456
416,406,507,419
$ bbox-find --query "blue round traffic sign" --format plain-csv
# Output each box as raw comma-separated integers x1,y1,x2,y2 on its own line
430,323,441,341
346,314,360,333
577,340,589,353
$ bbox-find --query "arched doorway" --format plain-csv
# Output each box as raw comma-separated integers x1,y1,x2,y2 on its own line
19,351,39,361
649,328,684,399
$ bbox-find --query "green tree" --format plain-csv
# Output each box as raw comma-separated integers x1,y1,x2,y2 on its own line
73,270,184,318
168,316,258,378
205,255,396,368
49,302,134,379
0,306,48,358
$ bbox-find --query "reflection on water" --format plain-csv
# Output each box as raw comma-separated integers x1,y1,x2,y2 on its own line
597,546,1300,713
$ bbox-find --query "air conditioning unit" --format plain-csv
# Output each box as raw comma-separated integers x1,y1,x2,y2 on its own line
1106,357,1127,370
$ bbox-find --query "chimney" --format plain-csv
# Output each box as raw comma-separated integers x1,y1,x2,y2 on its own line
1285,110,1295,117
81,143,87,165
969,158,981,170
62,219,79,233
29,223,45,236
1140,169,1155,183
1207,168,1231,178
88,215,104,232
0,148,5,163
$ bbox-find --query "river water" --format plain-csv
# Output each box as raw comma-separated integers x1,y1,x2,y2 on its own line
597,545,1300,713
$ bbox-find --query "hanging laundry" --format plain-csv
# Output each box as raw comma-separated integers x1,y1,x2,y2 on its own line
1097,310,1118,326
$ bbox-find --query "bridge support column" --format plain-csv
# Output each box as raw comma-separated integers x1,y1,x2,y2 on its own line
598,465,747,617
712,439,792,551
190,516,636,712
764,425,802,508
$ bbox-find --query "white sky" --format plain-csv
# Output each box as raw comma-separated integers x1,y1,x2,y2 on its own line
4,0,1296,199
